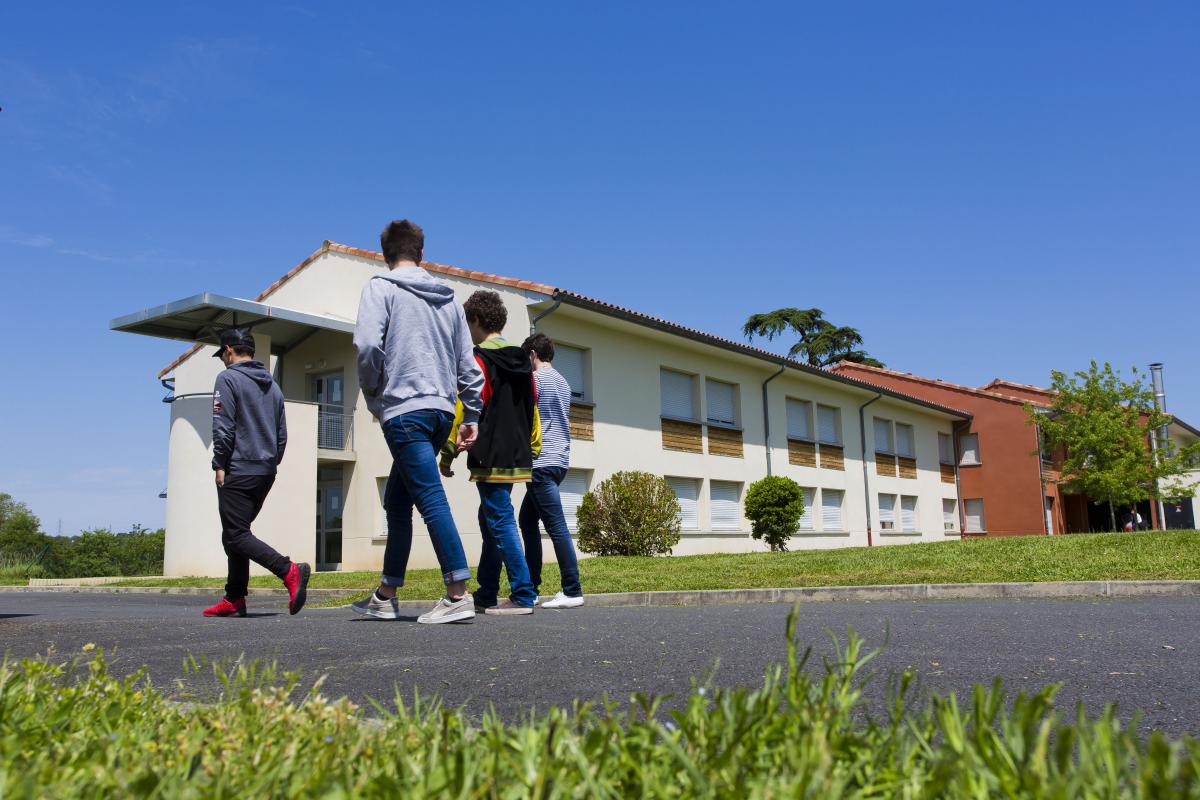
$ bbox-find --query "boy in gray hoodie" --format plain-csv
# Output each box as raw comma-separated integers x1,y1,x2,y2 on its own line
204,328,311,618
352,220,485,624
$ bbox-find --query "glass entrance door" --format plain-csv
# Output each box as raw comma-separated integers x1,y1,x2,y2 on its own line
312,372,347,449
316,466,343,570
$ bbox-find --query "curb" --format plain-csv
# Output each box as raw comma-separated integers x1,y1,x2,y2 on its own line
3,580,1200,607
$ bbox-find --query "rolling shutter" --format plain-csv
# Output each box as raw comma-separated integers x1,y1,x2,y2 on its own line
799,487,816,530
710,481,741,531
817,406,841,444
706,380,736,426
560,470,589,531
900,496,917,531
661,370,696,420
959,433,980,466
821,489,843,531
943,499,957,530
964,499,984,532
878,494,895,528
895,424,915,458
555,346,586,400
667,477,700,530
873,418,893,453
787,399,813,439
938,433,954,465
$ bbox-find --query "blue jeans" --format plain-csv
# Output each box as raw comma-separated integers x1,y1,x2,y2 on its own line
519,466,583,598
475,482,537,608
380,410,471,587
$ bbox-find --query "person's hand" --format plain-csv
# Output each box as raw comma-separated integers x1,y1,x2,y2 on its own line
215,469,226,488
439,461,454,479
457,423,479,452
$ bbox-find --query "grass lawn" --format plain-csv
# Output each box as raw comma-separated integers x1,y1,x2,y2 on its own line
106,530,1200,606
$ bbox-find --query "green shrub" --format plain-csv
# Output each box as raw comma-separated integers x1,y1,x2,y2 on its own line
0,550,44,582
576,471,682,556
3,610,1199,797
744,476,805,551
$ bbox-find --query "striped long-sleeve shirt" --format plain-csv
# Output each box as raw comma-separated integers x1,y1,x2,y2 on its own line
533,366,571,470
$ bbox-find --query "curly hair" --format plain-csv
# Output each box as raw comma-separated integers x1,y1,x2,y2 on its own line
463,290,508,334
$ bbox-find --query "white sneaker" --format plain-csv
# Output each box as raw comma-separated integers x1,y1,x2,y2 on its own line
417,594,476,624
541,592,585,609
351,591,401,620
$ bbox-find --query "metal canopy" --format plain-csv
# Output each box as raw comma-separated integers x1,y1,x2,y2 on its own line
110,292,354,351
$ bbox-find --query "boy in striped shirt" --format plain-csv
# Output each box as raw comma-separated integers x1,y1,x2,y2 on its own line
519,333,585,608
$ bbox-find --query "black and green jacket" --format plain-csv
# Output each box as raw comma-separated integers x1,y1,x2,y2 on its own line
441,338,542,483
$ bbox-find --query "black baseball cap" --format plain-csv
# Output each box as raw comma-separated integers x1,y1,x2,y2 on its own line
212,328,255,357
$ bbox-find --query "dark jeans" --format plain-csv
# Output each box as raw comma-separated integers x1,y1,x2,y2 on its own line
475,482,537,608
381,409,471,587
218,473,291,601
518,466,583,598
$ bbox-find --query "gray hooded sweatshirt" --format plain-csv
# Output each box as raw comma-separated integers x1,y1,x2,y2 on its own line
211,360,287,475
354,267,484,425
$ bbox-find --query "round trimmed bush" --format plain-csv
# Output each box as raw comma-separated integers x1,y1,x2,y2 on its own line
744,476,806,552
576,471,682,556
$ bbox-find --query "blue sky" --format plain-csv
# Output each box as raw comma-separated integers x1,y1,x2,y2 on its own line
2,2,1197,535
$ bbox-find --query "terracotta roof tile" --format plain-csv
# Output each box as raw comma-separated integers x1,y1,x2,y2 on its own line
828,361,1050,407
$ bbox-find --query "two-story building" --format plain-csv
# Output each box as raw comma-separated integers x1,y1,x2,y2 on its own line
112,241,972,577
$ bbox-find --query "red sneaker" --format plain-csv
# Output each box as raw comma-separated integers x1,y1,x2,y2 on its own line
283,562,311,615
203,597,247,617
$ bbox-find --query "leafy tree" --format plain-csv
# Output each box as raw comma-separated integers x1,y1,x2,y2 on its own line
0,493,49,556
742,308,884,368
576,471,682,556
744,476,806,551
1029,361,1200,531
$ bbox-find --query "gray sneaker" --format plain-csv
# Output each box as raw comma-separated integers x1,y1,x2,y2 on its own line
484,598,534,616
351,591,401,620
418,594,476,625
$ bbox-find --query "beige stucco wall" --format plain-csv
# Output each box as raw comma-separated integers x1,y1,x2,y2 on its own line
159,248,964,577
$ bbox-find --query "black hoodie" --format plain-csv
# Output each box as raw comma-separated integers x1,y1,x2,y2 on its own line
211,360,288,475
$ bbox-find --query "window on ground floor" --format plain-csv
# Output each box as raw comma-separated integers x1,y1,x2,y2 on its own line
943,499,958,531
709,481,742,531
799,487,816,530
964,498,985,532
878,494,895,530
821,488,844,531
899,495,917,532
560,469,590,531
667,476,701,530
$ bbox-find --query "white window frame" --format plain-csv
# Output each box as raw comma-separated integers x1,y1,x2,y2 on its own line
899,495,918,532
554,344,589,402
660,369,698,421
667,476,701,531
820,488,844,532
895,423,915,459
958,433,981,466
709,481,742,531
817,405,842,446
964,498,985,533
873,417,894,454
938,433,954,465
878,494,896,530
943,498,958,532
786,398,814,441
705,378,739,428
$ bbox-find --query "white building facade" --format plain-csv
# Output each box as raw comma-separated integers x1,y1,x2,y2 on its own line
113,242,972,577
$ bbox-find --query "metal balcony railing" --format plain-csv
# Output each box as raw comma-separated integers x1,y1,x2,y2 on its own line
317,407,354,450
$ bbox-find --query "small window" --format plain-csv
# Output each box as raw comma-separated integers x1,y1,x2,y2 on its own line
705,379,737,427
555,345,588,401
817,405,842,445
938,433,954,465
958,433,981,466
873,418,894,454
964,498,985,532
667,477,700,530
710,481,741,530
895,424,915,459
943,499,958,531
660,369,697,420
899,496,917,532
799,487,816,530
560,470,590,531
786,398,813,440
821,489,844,531
878,494,895,530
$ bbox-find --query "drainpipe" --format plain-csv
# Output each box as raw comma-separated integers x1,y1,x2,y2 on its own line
1035,422,1049,535
529,298,563,335
761,366,786,475
1149,363,1169,530
858,392,883,546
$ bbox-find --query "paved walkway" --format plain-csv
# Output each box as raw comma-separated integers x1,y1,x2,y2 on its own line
2,593,1197,734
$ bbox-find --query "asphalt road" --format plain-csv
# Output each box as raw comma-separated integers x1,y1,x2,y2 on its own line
2,592,1197,734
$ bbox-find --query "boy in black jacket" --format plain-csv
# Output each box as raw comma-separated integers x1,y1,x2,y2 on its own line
204,328,310,618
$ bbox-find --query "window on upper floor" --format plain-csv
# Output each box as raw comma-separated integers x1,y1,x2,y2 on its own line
895,424,915,459
554,344,588,402
938,433,954,465
660,369,698,421
958,433,981,466
786,398,814,441
873,418,894,454
816,405,842,446
705,379,738,427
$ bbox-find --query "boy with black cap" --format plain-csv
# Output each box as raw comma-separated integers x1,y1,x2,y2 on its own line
203,328,311,617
